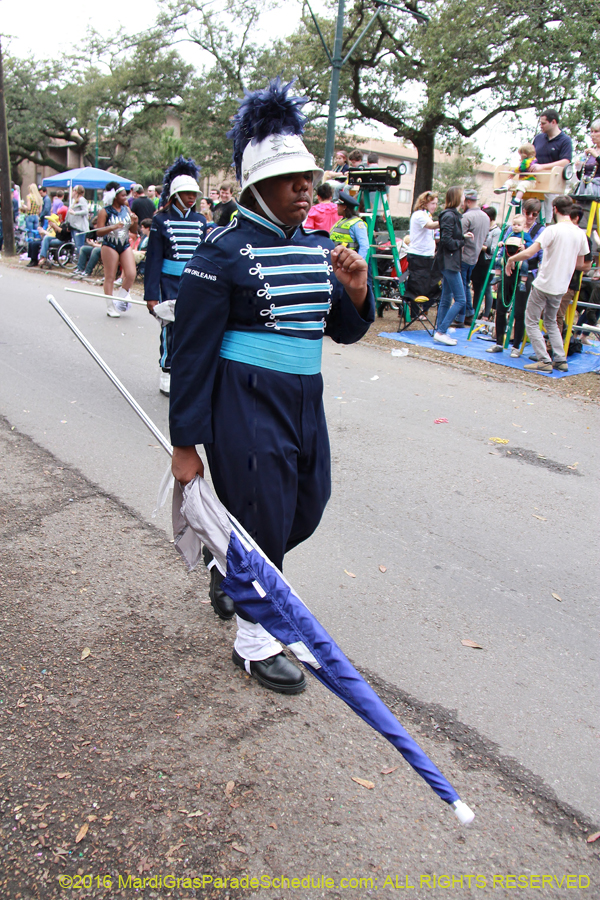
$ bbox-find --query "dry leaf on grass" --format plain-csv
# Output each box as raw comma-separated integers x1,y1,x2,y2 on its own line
55,772,71,779
225,781,235,796
381,766,399,775
81,647,91,660
231,843,247,853
586,831,600,843
344,570,356,578
378,565,387,573
552,592,563,602
351,777,374,790
532,514,547,521
461,639,483,649
75,823,89,844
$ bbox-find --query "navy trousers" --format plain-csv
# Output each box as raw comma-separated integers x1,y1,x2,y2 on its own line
205,358,331,572
160,323,174,372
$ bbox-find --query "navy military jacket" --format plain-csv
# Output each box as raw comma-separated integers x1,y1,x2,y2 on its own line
169,204,374,447
144,205,207,302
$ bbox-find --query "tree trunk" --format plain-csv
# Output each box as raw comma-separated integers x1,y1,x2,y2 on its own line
411,132,436,204
0,38,15,256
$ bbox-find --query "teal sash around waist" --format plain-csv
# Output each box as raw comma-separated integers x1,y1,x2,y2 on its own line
219,330,322,375
162,259,186,276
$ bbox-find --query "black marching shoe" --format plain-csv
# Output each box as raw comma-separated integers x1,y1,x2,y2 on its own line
232,648,306,694
209,566,235,620
203,547,235,620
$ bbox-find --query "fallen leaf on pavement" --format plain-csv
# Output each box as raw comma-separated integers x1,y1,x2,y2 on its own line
532,515,547,521
567,462,579,470
344,570,356,578
381,766,399,775
166,840,184,857
378,565,387,573
231,843,247,853
552,592,563,602
352,777,374,790
225,781,235,796
587,832,600,843
56,772,71,779
87,815,98,822
434,418,448,424
461,639,483,649
75,823,89,844
268,822,278,829
186,810,204,818
81,648,91,660
489,437,509,444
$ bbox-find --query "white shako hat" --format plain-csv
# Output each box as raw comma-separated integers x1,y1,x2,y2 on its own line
158,156,202,208
228,77,323,196
169,174,201,198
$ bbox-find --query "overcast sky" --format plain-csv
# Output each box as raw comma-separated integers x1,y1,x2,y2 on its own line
2,0,537,165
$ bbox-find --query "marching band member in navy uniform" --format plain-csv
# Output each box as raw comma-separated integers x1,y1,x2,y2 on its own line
144,158,207,395
169,79,374,694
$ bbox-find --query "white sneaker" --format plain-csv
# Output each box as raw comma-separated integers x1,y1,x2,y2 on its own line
434,331,457,346
510,347,520,358
159,371,171,396
115,277,123,286
106,296,120,318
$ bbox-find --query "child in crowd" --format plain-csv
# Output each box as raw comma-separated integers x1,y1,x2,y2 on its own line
495,143,537,206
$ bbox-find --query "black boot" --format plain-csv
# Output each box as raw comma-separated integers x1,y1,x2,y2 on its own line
232,649,306,694
202,547,235,620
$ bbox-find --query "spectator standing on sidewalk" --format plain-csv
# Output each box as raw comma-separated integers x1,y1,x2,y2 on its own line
51,191,64,215
532,110,573,223
212,183,237,226
24,184,42,242
66,185,90,253
556,204,592,336
304,182,340,232
455,189,490,326
146,185,160,209
131,185,156,223
433,186,473,346
39,187,51,228
505,195,588,372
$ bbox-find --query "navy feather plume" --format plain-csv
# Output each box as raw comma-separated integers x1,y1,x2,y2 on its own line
159,156,201,208
227,77,308,182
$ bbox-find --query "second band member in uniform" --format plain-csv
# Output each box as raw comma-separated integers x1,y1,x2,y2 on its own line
144,158,207,395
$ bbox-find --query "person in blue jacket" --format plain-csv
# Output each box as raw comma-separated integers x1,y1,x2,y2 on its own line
144,158,207,395
169,78,374,695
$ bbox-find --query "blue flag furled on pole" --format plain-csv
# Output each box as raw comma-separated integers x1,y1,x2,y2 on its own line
173,476,475,825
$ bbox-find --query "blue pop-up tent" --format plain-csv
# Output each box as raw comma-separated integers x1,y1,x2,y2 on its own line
42,167,135,190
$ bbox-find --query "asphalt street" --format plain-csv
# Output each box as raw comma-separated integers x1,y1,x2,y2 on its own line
1,262,598,828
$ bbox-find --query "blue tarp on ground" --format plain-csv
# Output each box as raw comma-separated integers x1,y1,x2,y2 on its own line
379,327,600,378
42,168,135,191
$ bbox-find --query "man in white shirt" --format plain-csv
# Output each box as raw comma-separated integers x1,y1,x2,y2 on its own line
506,195,589,372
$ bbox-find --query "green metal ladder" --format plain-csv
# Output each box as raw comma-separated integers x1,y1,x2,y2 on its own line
358,188,405,318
